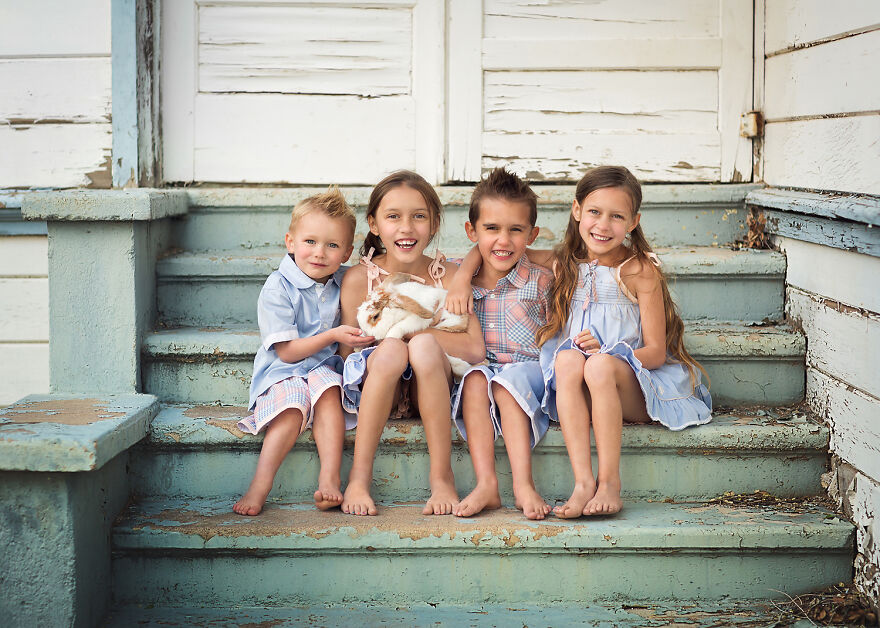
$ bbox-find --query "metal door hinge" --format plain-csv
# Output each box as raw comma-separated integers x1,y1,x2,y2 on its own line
740,111,764,138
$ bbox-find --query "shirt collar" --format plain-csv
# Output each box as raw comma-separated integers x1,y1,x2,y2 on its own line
279,254,345,290
473,254,531,296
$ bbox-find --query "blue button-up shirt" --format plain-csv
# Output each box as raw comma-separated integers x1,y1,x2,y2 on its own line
248,254,347,410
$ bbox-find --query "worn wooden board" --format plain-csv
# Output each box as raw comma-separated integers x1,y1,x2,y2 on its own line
192,94,415,184
765,0,880,54
0,0,110,56
765,210,880,258
765,30,880,120
0,124,112,189
777,237,880,313
808,368,880,481
0,342,49,406
763,115,880,195
0,236,48,277
0,278,49,341
786,287,880,400
748,188,880,226
0,58,111,123
483,0,719,39
446,0,481,182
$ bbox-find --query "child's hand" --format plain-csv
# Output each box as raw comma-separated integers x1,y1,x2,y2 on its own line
574,330,600,354
444,284,473,315
334,325,374,349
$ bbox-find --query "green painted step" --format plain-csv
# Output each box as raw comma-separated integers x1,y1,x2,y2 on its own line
175,184,757,251
141,323,806,406
131,405,827,503
111,498,853,606
103,601,821,627
156,246,785,326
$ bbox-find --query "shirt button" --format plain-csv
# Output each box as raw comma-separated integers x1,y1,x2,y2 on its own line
489,323,495,328
489,294,495,298
323,323,329,329
321,296,326,302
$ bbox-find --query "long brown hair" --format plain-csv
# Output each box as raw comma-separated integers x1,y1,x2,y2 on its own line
537,166,708,388
360,170,443,257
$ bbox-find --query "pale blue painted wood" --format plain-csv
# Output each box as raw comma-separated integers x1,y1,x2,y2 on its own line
112,0,138,188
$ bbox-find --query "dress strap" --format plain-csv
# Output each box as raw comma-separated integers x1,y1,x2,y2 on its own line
613,253,662,304
581,260,599,311
360,247,389,294
427,250,447,288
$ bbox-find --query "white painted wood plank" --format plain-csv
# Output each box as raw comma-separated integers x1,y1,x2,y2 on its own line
765,0,880,54
765,30,880,119
411,0,444,184
752,0,765,182
786,287,880,399
161,0,196,182
719,0,753,182
197,4,412,96
483,132,720,182
192,94,415,184
483,38,722,70
0,279,49,341
763,115,880,195
807,368,880,481
0,236,48,277
0,57,111,123
777,238,880,313
0,343,49,406
484,0,719,39
0,124,112,188
484,71,717,133
446,0,482,182
0,0,110,57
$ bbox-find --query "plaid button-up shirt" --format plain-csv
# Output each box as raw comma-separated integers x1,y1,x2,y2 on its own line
471,256,552,364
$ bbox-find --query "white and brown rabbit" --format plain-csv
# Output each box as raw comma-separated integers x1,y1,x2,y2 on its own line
357,273,484,377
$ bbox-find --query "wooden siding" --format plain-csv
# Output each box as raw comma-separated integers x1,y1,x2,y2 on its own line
762,3,880,194
0,1,112,189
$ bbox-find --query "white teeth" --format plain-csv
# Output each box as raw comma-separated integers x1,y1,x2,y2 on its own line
492,251,512,257
592,234,611,241
396,240,416,247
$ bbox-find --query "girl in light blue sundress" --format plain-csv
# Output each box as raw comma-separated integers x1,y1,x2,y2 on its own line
536,166,712,519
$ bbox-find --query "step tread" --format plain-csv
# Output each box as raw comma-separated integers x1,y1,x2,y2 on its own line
157,245,786,278
143,321,805,358
113,497,852,552
148,403,827,451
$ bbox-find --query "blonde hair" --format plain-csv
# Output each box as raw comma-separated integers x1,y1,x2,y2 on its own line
537,166,709,388
289,186,356,238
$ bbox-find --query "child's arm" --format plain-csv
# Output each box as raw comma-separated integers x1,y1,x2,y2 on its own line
525,247,555,269
337,266,370,360
274,325,371,364
627,261,667,370
421,263,486,364
444,245,479,315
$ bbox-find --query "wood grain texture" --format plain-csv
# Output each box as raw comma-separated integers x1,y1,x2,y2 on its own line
446,0,482,181
765,210,880,258
0,0,110,57
765,0,880,54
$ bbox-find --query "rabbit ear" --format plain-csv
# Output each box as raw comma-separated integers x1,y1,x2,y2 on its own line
385,273,409,286
393,295,436,319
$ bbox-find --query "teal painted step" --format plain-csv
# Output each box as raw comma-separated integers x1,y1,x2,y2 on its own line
111,498,853,605
142,323,806,406
104,600,820,627
130,405,827,503
175,185,755,251
156,246,785,326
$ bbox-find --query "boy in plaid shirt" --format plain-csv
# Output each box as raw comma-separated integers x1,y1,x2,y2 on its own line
446,168,553,519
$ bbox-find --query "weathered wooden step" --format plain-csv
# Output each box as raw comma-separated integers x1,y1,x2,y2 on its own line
156,246,785,326
111,498,853,605
131,404,828,503
142,323,806,406
174,184,758,251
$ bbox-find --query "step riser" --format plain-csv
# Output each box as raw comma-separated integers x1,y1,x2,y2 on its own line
176,204,747,252
130,446,827,503
111,550,850,605
142,356,805,406
156,276,784,326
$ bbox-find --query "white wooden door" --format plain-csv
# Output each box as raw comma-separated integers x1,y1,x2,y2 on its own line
162,0,444,184
448,0,754,183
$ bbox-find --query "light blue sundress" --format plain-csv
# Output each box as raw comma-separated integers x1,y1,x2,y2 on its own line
539,257,712,430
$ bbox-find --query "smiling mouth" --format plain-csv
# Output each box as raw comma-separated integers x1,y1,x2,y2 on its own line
395,239,417,250
591,233,612,242
491,250,514,258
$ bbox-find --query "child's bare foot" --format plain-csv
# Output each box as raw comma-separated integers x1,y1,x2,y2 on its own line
424,473,459,515
553,480,597,519
233,481,271,516
454,480,501,517
342,481,377,516
314,487,343,511
513,483,551,520
584,482,623,515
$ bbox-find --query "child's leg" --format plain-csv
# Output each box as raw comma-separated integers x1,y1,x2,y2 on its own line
493,382,550,520
234,408,304,516
342,339,408,516
455,372,501,517
582,354,650,515
407,334,459,515
311,387,345,510
553,349,597,518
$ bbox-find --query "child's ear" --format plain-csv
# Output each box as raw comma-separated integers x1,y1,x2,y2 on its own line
571,199,581,220
284,231,296,253
367,215,379,235
526,225,540,246
342,244,354,263
629,212,641,233
465,221,478,243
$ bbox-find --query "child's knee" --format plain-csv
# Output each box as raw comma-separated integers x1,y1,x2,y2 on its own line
462,371,489,397
368,339,408,376
407,334,444,369
556,350,586,383
312,387,343,415
583,353,616,387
